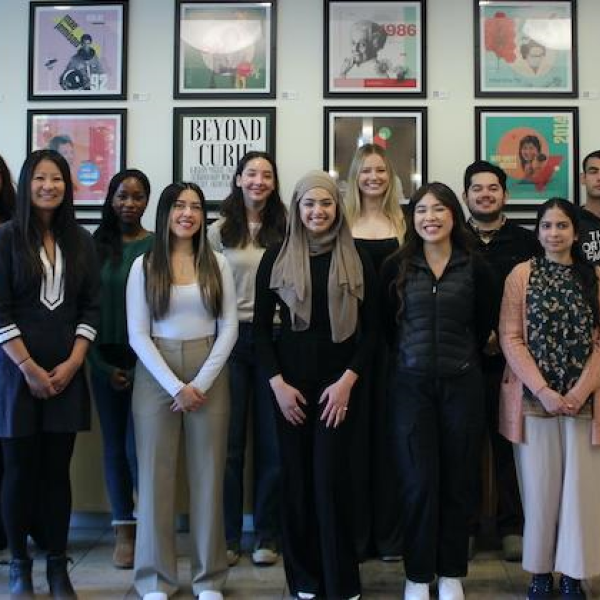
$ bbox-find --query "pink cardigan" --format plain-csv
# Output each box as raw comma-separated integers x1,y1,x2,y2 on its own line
499,260,600,446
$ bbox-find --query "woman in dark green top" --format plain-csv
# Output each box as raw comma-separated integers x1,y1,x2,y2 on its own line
90,169,153,569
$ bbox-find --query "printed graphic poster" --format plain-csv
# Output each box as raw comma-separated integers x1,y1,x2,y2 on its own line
329,2,422,93
32,5,124,96
179,3,271,94
30,114,123,206
328,112,424,198
480,2,572,93
178,114,272,202
481,112,574,203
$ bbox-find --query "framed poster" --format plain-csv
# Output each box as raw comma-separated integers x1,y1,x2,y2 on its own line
324,0,426,98
475,107,579,208
174,0,277,99
474,0,577,97
28,1,127,100
324,107,427,199
173,107,276,208
27,109,127,211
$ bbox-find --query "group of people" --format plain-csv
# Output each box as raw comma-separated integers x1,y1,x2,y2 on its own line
1,145,600,600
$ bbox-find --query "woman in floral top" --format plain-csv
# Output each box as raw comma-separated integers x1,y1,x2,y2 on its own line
499,198,600,600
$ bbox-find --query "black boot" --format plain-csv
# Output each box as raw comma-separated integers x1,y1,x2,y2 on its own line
9,557,34,598
46,555,76,599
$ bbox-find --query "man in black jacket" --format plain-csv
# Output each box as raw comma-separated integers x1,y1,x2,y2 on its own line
462,160,540,562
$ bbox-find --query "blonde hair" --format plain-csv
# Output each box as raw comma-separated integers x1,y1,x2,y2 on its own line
344,144,406,246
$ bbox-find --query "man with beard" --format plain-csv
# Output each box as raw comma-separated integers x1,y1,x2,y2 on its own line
578,150,600,265
462,160,540,562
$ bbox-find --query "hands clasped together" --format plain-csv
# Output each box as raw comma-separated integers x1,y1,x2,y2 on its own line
170,383,207,413
537,386,586,417
20,356,81,399
270,371,356,429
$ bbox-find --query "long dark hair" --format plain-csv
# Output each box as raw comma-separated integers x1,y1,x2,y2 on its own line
535,197,600,326
0,154,16,223
14,149,81,290
519,135,545,170
93,169,151,266
144,182,223,320
391,182,475,318
219,151,286,248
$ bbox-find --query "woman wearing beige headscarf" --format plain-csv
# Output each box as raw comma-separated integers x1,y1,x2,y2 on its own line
254,171,376,599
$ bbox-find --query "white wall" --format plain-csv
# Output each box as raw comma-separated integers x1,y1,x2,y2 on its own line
1,0,600,229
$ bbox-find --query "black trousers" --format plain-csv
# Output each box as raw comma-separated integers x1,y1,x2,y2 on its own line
275,376,360,600
1,432,76,559
349,344,403,560
468,360,524,537
390,368,485,583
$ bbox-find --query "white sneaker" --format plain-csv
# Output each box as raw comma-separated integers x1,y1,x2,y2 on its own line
198,592,224,600
297,593,316,600
143,593,168,600
438,576,464,600
404,579,430,600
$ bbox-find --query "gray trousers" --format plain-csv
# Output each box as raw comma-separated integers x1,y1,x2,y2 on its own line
515,416,600,579
132,337,229,597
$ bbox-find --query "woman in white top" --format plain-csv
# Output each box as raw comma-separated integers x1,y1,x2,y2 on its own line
126,182,238,600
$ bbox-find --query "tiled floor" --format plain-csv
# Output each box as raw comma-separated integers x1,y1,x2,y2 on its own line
1,527,599,599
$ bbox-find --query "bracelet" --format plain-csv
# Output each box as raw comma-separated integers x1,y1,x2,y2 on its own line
17,355,31,367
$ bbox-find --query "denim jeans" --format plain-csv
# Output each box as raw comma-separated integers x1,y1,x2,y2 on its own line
91,369,137,523
224,322,280,543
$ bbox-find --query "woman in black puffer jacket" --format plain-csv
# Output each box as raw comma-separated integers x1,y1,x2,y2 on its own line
381,182,496,600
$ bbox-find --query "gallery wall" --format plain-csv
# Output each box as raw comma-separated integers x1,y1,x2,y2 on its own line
1,0,600,230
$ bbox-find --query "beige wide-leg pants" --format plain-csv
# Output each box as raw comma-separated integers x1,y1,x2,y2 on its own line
132,337,230,597
514,415,600,579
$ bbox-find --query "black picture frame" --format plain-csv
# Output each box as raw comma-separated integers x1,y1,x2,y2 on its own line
28,1,128,101
324,106,427,199
174,0,277,99
27,108,127,216
475,106,579,210
474,0,577,98
324,0,427,98
173,107,276,208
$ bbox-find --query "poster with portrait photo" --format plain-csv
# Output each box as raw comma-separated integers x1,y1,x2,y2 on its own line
173,107,276,208
28,1,127,100
175,0,276,99
474,0,577,97
324,107,427,199
325,0,426,97
475,107,579,207
27,109,127,209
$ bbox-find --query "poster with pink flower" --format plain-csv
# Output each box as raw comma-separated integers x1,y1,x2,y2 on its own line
28,109,126,208
28,2,127,100
475,0,576,97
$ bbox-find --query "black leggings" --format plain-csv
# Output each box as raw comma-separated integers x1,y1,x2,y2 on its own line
1,432,76,558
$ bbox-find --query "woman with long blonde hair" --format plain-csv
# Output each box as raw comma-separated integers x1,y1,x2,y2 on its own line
343,143,406,560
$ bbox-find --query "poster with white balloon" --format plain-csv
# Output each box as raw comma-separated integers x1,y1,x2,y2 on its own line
174,1,276,98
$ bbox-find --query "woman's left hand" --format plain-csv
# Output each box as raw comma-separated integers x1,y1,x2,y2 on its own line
562,392,585,416
319,370,358,428
49,358,80,395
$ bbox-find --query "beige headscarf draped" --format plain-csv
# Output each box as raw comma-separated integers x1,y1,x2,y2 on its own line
269,170,364,342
